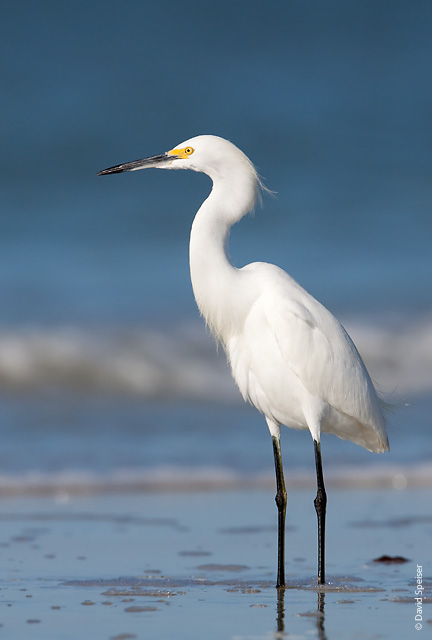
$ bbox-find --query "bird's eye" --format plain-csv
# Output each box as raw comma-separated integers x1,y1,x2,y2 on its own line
185,147,194,155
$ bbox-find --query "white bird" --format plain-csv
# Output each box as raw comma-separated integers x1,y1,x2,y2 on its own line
98,135,389,587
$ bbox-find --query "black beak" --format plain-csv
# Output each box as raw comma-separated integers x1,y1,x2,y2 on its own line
97,152,176,176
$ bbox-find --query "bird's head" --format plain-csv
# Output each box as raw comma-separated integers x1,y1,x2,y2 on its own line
98,135,266,220
98,135,258,182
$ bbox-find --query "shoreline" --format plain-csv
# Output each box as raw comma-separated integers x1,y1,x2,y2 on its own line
0,486,430,638
0,460,431,500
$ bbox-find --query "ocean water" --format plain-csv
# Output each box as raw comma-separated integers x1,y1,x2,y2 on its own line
0,1,431,495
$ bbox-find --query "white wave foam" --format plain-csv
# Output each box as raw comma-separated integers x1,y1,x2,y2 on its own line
0,325,236,402
343,314,432,396
0,314,430,400
0,462,430,498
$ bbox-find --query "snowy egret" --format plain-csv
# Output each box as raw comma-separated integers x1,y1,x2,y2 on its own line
98,135,389,587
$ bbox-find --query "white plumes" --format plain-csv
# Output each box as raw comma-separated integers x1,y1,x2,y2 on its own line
177,136,389,454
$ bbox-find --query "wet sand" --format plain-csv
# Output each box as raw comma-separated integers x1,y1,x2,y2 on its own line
0,487,430,639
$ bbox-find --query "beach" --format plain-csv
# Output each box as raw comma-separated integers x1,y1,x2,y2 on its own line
1,485,430,639
1,2,432,638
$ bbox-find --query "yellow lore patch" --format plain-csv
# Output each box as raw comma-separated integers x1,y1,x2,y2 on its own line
168,146,195,159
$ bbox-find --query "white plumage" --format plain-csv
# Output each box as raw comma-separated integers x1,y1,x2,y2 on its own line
185,136,388,453
98,134,389,586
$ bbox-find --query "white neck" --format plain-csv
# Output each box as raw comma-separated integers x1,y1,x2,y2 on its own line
189,168,258,344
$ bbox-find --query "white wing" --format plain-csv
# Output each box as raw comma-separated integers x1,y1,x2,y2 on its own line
238,263,389,452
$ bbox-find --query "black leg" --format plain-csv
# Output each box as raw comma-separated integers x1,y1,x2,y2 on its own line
272,435,287,588
313,439,327,584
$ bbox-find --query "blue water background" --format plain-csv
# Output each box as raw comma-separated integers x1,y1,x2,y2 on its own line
0,1,431,487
